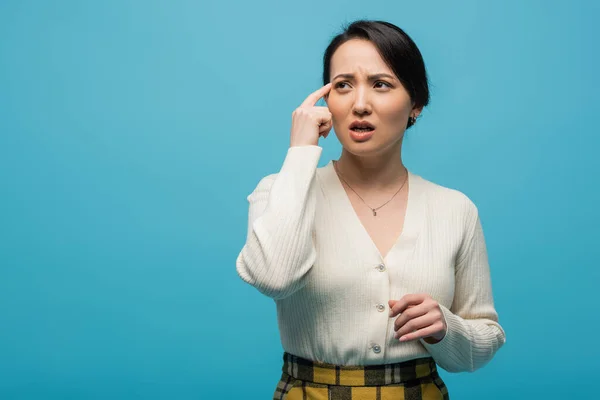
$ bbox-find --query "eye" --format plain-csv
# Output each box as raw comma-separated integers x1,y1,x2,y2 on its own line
374,81,392,89
334,81,350,89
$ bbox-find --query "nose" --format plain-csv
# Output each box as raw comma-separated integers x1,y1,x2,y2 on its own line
352,87,372,116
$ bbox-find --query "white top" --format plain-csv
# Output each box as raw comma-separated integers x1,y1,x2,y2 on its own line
236,145,506,372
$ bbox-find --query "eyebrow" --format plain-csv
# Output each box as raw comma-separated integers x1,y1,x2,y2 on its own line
332,73,395,81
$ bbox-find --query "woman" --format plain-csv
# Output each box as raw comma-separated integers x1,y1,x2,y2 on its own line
236,20,505,400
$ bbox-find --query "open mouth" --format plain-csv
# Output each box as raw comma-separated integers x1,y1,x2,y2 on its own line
348,121,376,141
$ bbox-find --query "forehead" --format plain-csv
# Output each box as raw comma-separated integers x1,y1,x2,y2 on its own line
330,39,392,76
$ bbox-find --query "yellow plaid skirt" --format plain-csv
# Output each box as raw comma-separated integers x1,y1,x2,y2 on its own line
273,352,449,400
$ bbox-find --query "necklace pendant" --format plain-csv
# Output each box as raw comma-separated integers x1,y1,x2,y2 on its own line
373,209,377,216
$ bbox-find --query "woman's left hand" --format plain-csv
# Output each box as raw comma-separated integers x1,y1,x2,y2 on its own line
388,294,447,344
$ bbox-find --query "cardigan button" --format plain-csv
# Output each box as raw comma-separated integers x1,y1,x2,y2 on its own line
376,304,385,312
372,344,381,354
376,264,386,272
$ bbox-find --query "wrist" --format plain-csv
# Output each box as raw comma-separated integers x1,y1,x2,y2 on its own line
290,140,319,148
423,328,447,344
423,335,442,344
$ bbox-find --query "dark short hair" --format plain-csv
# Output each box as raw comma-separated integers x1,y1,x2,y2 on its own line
323,20,430,128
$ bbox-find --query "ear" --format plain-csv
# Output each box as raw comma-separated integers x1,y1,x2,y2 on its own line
413,106,423,118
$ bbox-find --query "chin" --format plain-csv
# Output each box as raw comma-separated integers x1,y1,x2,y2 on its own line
340,139,383,156
337,133,402,157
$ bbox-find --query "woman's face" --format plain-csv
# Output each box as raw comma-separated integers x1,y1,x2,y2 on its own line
325,39,420,156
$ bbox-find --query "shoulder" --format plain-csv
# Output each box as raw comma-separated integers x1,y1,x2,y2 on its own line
414,172,479,222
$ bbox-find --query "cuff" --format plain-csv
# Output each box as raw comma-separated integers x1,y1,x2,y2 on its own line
419,304,472,370
279,145,322,178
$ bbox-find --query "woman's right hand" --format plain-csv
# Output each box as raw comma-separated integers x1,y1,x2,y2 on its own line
290,83,333,147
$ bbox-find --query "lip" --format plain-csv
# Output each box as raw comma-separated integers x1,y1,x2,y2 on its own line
348,120,376,142
349,127,376,142
349,120,375,129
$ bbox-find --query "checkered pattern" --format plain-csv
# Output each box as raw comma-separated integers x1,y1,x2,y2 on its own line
273,352,449,400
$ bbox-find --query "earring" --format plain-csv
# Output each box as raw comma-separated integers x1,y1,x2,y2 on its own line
409,115,417,125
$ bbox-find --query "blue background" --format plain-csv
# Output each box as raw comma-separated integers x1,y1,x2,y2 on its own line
1,0,598,398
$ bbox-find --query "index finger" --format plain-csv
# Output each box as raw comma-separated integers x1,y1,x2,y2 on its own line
391,294,425,314
300,83,332,108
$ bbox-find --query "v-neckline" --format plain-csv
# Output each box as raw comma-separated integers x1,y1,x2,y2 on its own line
325,160,423,265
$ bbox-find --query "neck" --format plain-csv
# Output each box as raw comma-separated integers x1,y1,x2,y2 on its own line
334,145,407,191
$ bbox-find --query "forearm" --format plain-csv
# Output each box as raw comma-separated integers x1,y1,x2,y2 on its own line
236,146,322,300
421,305,505,372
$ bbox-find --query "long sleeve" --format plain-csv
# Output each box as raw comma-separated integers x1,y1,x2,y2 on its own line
235,145,322,300
420,202,506,372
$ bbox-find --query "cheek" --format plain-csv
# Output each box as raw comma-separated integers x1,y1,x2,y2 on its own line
326,99,344,119
375,100,411,124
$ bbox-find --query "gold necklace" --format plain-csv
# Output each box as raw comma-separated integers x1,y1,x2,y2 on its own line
333,160,408,217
